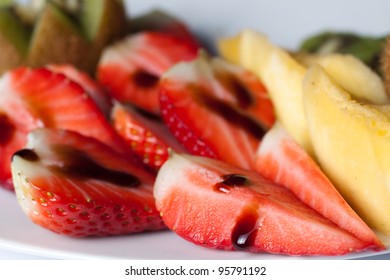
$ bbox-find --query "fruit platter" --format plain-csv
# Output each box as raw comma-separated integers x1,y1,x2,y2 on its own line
1,0,390,259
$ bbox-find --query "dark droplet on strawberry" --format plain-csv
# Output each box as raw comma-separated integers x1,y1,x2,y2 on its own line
231,208,258,251
213,174,250,193
0,113,15,145
133,70,159,88
49,144,141,187
155,152,381,255
221,174,250,186
13,149,40,162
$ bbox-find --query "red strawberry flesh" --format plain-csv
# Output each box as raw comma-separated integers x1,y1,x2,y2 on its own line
159,54,275,170
255,122,384,249
0,67,136,189
97,31,198,114
112,102,186,169
12,128,165,237
154,152,380,256
48,64,112,117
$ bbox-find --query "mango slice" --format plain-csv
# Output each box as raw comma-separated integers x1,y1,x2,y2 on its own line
303,64,390,234
218,29,389,157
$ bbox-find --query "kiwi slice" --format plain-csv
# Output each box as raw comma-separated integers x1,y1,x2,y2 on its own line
0,7,31,74
79,0,127,74
27,1,90,71
299,31,386,74
0,0,128,74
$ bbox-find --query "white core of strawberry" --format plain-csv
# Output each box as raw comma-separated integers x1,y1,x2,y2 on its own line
154,152,219,206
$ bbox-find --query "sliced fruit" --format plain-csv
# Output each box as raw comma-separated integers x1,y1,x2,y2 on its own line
154,152,378,256
97,31,199,114
0,110,36,190
299,53,388,104
79,0,127,74
0,67,133,189
27,1,90,72
255,121,384,248
218,29,312,154
299,31,385,74
12,128,165,237
112,102,186,170
0,7,30,74
303,64,390,235
159,52,274,170
219,29,389,156
12,0,80,26
48,64,112,117
127,9,200,50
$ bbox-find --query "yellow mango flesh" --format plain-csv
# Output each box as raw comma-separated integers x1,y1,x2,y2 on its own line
307,53,388,105
303,65,390,234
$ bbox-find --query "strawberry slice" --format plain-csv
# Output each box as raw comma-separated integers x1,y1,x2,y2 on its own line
154,152,381,256
254,122,384,249
0,67,134,189
0,111,36,190
48,64,112,117
97,31,199,114
159,53,275,170
112,102,186,170
11,128,165,237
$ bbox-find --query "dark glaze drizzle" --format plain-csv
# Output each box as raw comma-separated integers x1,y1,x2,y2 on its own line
50,145,140,187
132,70,159,88
15,145,140,188
192,86,266,140
212,174,258,251
13,149,40,162
231,209,259,251
215,70,252,109
0,114,15,145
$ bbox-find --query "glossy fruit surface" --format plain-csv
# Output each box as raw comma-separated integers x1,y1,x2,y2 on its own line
154,152,377,256
12,128,165,237
159,53,274,170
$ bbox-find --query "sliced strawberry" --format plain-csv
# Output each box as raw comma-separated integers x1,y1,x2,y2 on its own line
112,102,186,170
0,111,38,190
11,128,165,237
0,67,135,189
154,152,379,256
159,53,275,170
254,122,384,249
97,31,199,114
128,9,201,50
48,64,112,117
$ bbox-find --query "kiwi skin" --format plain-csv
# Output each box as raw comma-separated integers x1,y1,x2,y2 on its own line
0,0,128,75
0,34,24,74
27,1,90,72
80,0,127,75
380,37,390,95
0,8,31,74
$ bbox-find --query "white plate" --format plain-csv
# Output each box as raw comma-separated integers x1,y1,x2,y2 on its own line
1,0,390,260
0,188,389,260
